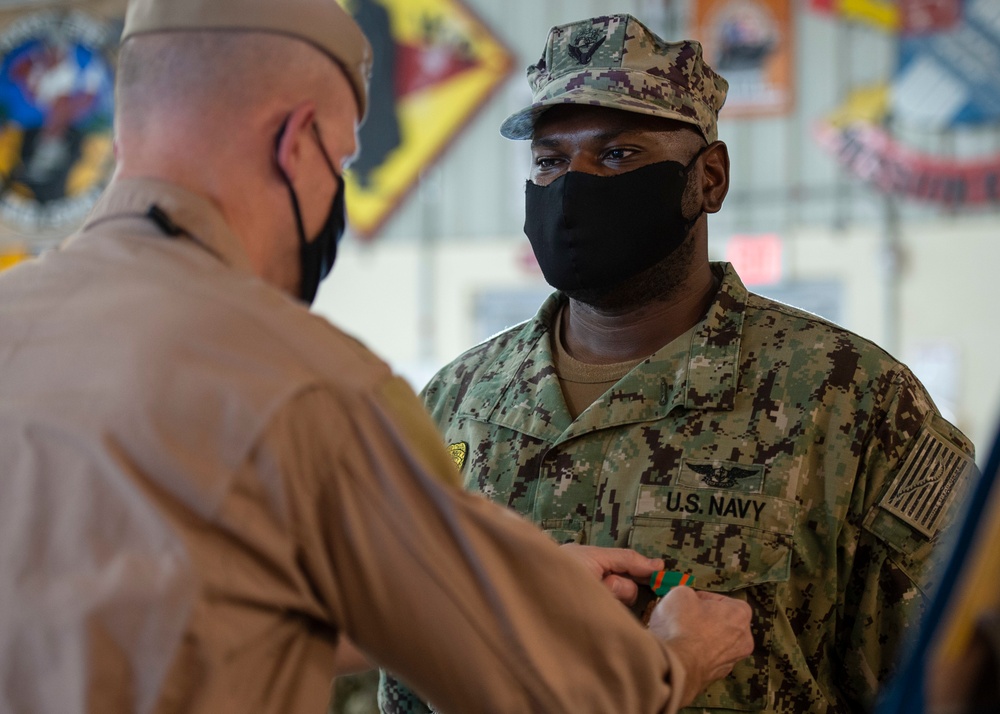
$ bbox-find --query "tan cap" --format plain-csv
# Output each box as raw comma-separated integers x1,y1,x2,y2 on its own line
501,14,728,143
122,0,373,120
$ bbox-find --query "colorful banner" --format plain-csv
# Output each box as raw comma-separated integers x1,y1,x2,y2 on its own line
893,0,1000,128
810,0,961,33
0,1,514,242
343,0,513,238
693,0,793,117
0,1,123,235
900,0,962,34
814,120,1000,206
813,0,1000,208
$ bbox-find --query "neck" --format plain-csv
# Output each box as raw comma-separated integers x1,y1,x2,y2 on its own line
115,132,297,294
561,261,718,364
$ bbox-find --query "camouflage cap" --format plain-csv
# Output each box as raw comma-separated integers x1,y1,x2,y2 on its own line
500,14,728,143
121,0,373,120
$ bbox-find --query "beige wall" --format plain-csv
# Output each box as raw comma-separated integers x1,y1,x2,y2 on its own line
899,217,1000,451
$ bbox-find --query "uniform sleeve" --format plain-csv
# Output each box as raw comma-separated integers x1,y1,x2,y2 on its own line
266,376,686,714
375,372,462,714
378,670,435,714
838,369,977,710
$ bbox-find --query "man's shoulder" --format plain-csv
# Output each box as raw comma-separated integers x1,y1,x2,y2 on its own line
152,264,392,393
740,290,977,452
438,324,525,377
421,320,536,413
742,290,899,370
430,291,561,384
66,228,394,400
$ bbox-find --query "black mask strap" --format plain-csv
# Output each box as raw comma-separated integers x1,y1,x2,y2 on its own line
275,117,308,251
273,117,346,304
310,122,339,176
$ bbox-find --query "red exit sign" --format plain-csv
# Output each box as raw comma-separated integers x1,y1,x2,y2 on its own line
725,233,783,286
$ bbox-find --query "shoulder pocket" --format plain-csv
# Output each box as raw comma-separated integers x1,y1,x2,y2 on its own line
874,420,974,540
629,484,797,711
866,420,977,588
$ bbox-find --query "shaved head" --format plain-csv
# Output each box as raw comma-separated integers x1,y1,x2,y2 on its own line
111,30,361,295
115,31,355,140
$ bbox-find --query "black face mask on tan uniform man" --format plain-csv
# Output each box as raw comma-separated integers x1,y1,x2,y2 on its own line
523,149,705,292
276,120,347,305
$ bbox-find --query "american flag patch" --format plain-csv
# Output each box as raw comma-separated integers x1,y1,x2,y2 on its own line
881,427,972,538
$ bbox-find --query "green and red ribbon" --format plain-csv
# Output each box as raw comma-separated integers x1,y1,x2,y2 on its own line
649,570,695,597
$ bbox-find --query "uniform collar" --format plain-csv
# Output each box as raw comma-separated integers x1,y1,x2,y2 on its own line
458,263,747,442
76,178,255,273
639,261,745,413
455,292,570,439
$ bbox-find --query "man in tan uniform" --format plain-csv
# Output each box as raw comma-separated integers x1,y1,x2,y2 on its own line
0,1,753,712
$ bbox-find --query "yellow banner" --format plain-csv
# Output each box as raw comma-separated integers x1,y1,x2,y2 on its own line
342,0,513,238
838,0,899,30
824,83,890,127
0,243,28,270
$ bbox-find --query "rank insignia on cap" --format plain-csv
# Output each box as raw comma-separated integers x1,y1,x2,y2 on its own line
650,570,695,596
568,26,605,65
500,14,728,143
447,442,468,470
881,426,973,538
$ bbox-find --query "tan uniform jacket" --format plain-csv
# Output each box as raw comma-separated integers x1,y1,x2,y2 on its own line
0,179,686,714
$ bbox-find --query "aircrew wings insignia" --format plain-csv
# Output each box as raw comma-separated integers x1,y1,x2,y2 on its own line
688,463,760,489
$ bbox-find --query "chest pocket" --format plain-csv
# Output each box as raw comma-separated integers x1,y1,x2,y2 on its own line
628,484,797,712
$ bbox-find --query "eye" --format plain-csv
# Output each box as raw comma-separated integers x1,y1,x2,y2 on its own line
603,147,635,162
533,155,563,170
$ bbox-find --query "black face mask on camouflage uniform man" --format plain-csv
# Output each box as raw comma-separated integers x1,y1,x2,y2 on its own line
523,148,706,292
498,13,727,295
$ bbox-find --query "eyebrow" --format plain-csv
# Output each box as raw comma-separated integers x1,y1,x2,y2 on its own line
530,125,635,148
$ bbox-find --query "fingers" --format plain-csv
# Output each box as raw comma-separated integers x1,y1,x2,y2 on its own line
560,543,665,579
604,547,665,577
604,574,639,605
649,586,754,658
657,583,698,608
649,588,755,707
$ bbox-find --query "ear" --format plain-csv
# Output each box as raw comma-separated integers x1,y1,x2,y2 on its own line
700,141,730,214
274,101,316,182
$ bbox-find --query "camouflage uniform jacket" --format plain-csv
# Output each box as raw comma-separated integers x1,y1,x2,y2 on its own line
379,262,976,714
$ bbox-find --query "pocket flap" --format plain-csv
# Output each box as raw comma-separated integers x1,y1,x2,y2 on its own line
630,485,796,590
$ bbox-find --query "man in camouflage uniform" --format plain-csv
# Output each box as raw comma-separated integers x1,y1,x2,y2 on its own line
379,13,977,714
